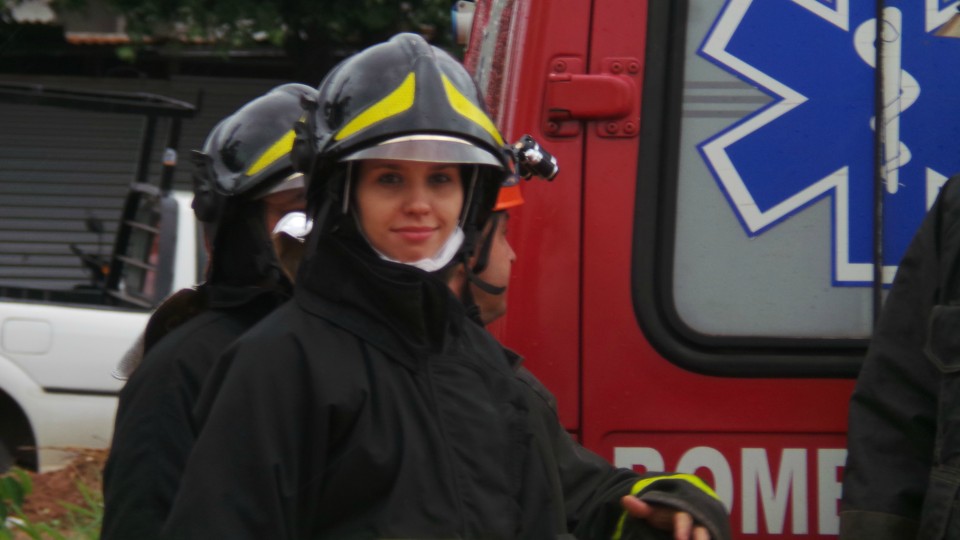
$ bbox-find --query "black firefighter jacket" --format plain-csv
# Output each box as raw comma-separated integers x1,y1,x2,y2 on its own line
102,285,290,540
842,175,960,539
161,232,730,539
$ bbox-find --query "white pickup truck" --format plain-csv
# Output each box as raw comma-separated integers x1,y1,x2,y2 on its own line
0,84,202,471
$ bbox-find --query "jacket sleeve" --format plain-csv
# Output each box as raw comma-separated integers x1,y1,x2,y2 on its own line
515,367,730,540
160,329,323,540
839,177,960,538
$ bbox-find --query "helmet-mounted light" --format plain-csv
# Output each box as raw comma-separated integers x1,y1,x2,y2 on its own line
511,135,559,181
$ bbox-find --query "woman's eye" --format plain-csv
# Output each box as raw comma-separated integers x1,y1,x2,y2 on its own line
429,173,453,184
377,173,402,185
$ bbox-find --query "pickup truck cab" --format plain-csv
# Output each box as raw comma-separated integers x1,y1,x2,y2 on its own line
0,84,201,471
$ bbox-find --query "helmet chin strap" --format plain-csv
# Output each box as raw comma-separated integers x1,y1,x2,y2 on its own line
458,248,504,328
458,270,484,326
463,211,506,295
464,265,506,295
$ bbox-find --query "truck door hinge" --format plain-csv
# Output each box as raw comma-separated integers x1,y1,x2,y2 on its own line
543,56,642,138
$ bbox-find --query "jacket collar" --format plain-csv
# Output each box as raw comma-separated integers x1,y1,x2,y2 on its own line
295,231,466,370
205,282,290,309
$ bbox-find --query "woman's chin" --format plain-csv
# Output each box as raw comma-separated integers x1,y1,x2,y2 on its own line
392,250,431,263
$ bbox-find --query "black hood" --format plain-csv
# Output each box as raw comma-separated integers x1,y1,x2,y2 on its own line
295,228,465,369
208,198,289,291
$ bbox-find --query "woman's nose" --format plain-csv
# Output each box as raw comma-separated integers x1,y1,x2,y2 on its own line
402,182,431,214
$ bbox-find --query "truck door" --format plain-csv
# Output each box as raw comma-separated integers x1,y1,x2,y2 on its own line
468,0,593,430
471,0,960,538
590,1,960,538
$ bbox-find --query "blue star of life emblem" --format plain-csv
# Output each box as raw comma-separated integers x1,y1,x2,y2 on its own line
698,0,960,285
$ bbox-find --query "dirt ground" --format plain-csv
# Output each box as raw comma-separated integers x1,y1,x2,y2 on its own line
18,448,106,524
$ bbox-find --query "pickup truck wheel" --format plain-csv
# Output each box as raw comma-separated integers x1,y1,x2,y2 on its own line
0,392,36,471
0,440,12,473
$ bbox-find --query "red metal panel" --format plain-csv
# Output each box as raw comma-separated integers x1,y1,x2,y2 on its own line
577,0,858,438
480,0,593,430
578,1,857,537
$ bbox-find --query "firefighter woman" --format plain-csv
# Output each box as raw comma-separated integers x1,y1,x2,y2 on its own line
103,83,314,540
161,33,729,539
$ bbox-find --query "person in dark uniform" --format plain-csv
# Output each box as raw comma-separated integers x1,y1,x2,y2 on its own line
101,83,315,540
451,182,723,539
841,175,960,539
161,33,729,540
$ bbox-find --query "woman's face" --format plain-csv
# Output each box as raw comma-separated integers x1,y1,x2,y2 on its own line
262,186,307,235
355,159,464,262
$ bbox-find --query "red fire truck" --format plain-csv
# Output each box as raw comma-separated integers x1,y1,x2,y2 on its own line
462,0,960,538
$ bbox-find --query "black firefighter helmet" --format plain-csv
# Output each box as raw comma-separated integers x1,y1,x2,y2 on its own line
192,83,317,286
298,33,512,258
193,83,316,222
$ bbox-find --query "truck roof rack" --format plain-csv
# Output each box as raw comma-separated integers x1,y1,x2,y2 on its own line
0,82,196,117
0,81,200,308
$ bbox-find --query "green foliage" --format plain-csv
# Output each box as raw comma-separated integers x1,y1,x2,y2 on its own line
54,0,453,49
1,467,34,538
56,481,103,539
0,467,102,540
47,0,454,78
1,467,31,524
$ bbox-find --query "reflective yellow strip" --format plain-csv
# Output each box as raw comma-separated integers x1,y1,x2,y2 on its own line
630,473,720,500
246,129,296,177
335,72,416,141
611,474,721,540
441,74,504,146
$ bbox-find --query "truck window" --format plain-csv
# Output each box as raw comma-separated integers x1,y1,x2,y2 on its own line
664,0,872,342
109,186,181,308
121,197,162,301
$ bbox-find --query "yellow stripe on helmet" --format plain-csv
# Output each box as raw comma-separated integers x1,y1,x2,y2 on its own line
335,72,417,142
441,74,504,147
246,129,296,177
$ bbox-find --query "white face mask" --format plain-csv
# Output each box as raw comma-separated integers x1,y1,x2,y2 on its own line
367,226,464,273
272,211,313,242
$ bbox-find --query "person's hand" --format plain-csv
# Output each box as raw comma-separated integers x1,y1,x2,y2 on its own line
620,495,711,540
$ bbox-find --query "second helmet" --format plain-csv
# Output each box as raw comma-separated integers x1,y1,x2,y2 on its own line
193,83,316,223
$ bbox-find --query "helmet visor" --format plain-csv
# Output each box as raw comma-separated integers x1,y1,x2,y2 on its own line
340,135,502,168
256,172,305,199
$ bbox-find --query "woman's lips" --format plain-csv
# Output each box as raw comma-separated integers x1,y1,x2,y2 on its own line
393,226,437,243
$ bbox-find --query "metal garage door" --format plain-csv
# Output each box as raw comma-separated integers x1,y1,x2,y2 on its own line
0,75,286,289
